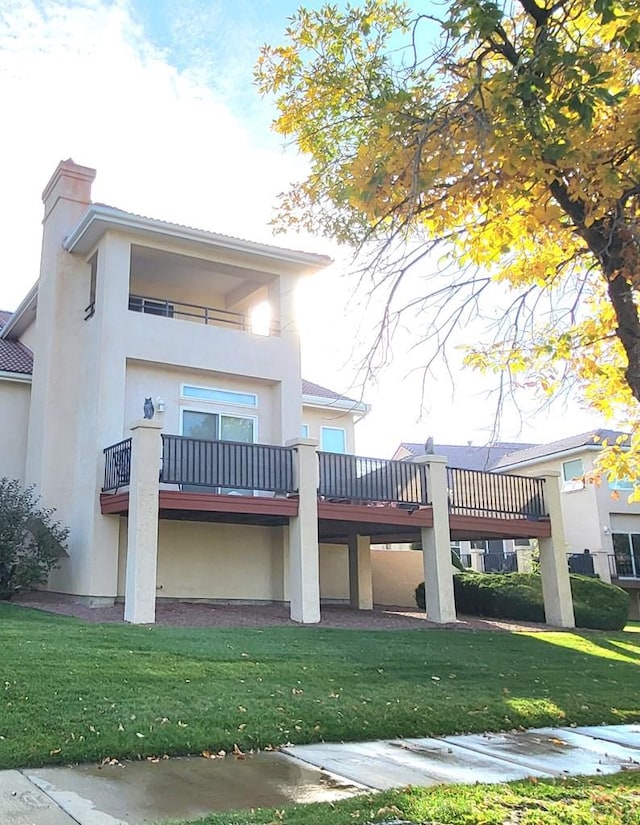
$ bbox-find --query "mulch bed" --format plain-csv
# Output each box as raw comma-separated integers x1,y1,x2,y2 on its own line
13,592,552,632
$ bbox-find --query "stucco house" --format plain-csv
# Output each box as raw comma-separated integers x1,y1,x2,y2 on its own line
395,433,640,619
0,160,575,627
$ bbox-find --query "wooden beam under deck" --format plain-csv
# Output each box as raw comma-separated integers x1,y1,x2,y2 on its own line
101,491,551,543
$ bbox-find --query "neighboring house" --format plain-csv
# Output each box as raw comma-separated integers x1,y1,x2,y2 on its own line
0,160,574,627
394,432,640,620
494,430,640,618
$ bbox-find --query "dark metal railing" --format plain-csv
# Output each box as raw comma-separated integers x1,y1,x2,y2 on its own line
567,552,596,576
483,551,518,573
128,294,279,335
160,435,295,494
318,452,428,505
608,553,638,578
103,438,132,492
447,467,547,519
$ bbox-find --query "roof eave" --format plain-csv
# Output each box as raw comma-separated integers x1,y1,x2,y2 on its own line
0,370,32,383
64,205,333,273
495,443,602,471
302,394,370,415
0,283,38,340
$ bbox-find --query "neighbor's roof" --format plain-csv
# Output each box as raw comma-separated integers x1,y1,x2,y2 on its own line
302,379,369,414
398,441,537,471
493,429,627,468
0,310,13,329
0,329,33,375
64,203,333,271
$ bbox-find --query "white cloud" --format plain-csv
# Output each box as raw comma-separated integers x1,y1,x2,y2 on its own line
0,0,315,309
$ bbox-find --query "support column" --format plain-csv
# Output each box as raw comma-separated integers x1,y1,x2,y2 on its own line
348,534,373,610
416,455,457,623
591,552,612,584
539,473,575,628
124,419,163,625
469,549,485,572
286,437,320,623
516,547,535,573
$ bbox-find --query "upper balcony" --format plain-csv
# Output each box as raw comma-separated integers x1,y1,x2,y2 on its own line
127,245,278,336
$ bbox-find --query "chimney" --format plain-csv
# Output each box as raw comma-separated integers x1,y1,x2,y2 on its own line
41,158,96,221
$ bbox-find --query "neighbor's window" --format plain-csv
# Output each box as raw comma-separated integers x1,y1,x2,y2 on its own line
470,539,487,550
181,385,258,407
301,424,309,438
608,477,634,492
321,427,346,453
562,458,584,482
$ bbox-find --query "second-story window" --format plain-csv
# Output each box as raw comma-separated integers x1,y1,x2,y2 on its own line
562,458,584,491
321,426,346,454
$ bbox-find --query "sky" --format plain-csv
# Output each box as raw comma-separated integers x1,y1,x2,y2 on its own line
0,0,606,457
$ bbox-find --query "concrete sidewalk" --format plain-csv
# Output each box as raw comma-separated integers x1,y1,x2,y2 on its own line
3,725,639,824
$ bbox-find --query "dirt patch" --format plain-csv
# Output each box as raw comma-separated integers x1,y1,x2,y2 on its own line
13,592,552,632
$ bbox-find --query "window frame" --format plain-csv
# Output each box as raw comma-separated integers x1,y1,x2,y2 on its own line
180,384,258,409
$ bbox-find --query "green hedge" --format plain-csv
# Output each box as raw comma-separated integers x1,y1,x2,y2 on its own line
414,572,629,630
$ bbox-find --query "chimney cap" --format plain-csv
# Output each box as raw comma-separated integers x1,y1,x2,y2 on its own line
42,158,96,206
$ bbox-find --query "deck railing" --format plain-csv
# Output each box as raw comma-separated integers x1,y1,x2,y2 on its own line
160,435,295,494
318,452,428,505
447,467,547,519
103,438,132,492
608,553,639,579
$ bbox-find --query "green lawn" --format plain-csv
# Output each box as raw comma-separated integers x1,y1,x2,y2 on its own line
1,603,639,770
167,773,640,825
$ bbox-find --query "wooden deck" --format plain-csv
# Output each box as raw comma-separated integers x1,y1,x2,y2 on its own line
100,490,551,542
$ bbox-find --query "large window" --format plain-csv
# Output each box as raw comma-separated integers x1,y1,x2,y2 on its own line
612,533,640,578
321,426,346,454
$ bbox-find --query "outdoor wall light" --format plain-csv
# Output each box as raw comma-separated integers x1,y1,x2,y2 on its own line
156,397,166,413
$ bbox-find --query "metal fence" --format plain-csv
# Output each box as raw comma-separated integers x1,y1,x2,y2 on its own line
318,452,428,505
103,438,132,492
447,467,547,519
160,435,295,494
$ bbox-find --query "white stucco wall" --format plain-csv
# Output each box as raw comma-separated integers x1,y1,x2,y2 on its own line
0,378,30,483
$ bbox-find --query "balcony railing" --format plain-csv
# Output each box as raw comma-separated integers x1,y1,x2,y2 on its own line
160,435,295,495
128,294,254,333
103,438,132,492
447,467,547,520
608,554,640,579
318,452,428,505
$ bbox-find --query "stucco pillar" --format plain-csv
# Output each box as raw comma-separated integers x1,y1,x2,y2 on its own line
286,437,320,623
124,419,163,625
539,472,575,628
591,551,612,584
468,549,485,572
516,548,535,574
348,533,373,610
416,455,457,623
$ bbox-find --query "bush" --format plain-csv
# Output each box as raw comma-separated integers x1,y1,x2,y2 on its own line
415,572,629,630
0,479,68,599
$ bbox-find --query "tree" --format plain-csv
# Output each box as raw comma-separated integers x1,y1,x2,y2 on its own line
0,479,68,599
256,0,640,488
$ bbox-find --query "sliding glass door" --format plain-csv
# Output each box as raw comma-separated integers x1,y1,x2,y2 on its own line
182,410,255,493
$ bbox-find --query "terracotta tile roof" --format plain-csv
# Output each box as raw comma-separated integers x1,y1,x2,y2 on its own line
302,379,360,405
397,441,537,471
493,429,626,468
0,338,33,375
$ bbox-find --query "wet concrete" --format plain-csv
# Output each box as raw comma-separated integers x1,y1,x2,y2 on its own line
283,738,549,790
4,725,639,824
0,770,76,825
441,728,640,777
25,752,363,825
573,724,640,750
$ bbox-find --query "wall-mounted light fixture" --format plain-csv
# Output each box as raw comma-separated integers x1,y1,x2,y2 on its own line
156,397,166,413
603,525,610,535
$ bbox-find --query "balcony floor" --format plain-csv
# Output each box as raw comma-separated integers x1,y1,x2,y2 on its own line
100,491,552,542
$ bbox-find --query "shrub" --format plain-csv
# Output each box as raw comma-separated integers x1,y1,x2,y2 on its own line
0,479,68,599
414,572,629,630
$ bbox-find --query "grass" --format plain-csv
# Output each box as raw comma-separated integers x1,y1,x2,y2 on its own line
0,603,639,770
164,772,640,824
